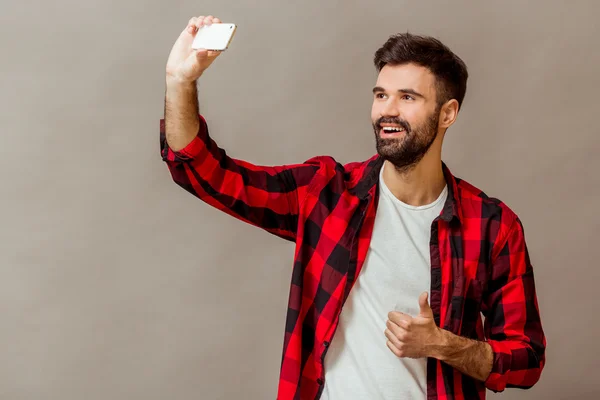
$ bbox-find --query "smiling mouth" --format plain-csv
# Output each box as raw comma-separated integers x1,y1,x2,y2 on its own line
379,126,406,137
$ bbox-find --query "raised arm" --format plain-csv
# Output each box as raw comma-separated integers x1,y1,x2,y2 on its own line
161,15,320,241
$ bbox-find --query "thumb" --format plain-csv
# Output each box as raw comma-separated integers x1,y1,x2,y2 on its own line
195,48,209,59
418,292,432,317
180,49,209,77
195,48,220,66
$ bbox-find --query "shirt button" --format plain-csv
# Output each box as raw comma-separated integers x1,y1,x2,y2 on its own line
317,378,324,385
323,341,329,347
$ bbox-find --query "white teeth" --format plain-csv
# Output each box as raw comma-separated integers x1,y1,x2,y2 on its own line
383,127,403,132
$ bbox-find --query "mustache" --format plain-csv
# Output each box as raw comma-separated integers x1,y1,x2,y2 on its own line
375,117,411,133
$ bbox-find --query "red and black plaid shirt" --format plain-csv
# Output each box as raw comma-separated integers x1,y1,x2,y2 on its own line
160,115,546,400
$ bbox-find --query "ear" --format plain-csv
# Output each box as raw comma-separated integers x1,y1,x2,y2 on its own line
438,99,459,130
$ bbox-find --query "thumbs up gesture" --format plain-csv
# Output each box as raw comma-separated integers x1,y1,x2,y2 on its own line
385,292,444,359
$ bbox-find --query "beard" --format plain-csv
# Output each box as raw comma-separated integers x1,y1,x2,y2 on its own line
373,109,440,173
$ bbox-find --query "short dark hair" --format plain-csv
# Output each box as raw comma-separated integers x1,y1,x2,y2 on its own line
374,33,468,109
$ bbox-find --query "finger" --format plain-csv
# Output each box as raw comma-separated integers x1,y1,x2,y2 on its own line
195,16,206,29
188,17,198,27
386,340,403,358
204,15,215,25
385,328,403,349
418,292,432,317
388,311,412,324
194,49,210,62
213,17,221,24
186,17,198,34
386,319,409,339
387,318,410,332
206,51,221,59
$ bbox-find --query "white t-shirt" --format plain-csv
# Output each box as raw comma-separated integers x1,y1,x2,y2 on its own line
320,162,448,400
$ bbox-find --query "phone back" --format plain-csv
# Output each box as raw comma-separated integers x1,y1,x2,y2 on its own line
191,23,236,51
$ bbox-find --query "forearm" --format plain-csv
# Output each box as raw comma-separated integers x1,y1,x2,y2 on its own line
432,329,493,382
164,76,201,152
159,76,321,240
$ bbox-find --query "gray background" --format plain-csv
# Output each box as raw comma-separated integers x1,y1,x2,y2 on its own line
1,0,598,399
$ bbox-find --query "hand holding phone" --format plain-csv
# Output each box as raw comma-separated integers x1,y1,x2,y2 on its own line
166,15,234,84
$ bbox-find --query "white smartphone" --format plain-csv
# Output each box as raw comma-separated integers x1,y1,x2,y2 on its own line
191,23,237,51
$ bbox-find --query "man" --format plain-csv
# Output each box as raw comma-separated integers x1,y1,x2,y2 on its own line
160,15,546,400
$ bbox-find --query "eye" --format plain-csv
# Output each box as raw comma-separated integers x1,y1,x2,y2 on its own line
375,93,386,99
401,94,415,101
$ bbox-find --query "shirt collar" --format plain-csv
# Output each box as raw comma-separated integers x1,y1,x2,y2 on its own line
349,155,463,224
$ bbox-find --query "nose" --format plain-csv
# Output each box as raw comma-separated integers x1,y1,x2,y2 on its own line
381,99,400,118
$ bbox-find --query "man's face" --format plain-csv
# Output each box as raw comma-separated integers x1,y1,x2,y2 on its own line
371,63,441,171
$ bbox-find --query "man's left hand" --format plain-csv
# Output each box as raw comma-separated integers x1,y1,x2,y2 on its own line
385,292,444,359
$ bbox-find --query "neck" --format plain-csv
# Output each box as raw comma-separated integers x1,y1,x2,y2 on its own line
381,145,446,206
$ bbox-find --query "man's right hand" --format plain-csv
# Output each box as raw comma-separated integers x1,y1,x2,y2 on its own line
166,15,223,84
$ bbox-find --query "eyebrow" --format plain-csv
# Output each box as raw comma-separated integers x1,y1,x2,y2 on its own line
372,86,425,98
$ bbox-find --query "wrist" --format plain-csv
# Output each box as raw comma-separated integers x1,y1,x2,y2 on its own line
166,74,199,89
165,75,199,105
430,327,451,361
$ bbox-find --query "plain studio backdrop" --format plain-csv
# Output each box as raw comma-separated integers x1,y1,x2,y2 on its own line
1,0,598,399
